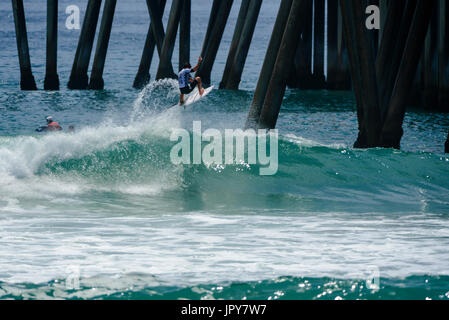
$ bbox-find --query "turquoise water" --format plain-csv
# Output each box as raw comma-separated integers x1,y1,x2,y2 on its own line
2,276,449,300
1,1,449,300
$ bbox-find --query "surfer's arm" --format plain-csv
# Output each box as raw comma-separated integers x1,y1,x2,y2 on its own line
191,56,202,72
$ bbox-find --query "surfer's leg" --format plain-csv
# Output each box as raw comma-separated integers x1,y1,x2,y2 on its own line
180,94,185,105
195,77,205,95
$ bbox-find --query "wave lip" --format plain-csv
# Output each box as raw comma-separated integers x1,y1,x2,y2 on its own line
1,121,449,212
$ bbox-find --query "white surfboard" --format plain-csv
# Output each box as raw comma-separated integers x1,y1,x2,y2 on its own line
179,86,214,107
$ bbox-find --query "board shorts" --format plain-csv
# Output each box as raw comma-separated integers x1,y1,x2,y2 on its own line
180,79,198,94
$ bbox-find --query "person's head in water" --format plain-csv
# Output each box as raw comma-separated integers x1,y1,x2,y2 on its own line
184,62,192,70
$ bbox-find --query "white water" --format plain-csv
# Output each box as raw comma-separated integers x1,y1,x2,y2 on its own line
1,81,449,288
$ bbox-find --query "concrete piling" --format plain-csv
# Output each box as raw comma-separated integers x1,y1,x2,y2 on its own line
341,0,382,148
375,0,404,87
342,0,367,147
446,130,449,153
156,0,183,79
378,0,388,46
133,24,156,89
68,0,102,89
221,0,262,90
379,0,417,116
327,0,351,90
89,0,117,90
146,0,171,71
335,1,352,90
196,0,234,87
146,0,165,54
288,0,313,90
11,0,37,90
200,0,221,60
376,0,409,118
246,0,294,129
44,0,59,90
258,0,308,129
380,0,436,149
311,0,326,89
438,0,449,112
423,7,440,110
179,0,191,71
133,0,167,89
327,0,339,90
353,0,382,147
219,0,251,89
368,0,380,58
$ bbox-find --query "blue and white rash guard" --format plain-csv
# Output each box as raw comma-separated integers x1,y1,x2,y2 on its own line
178,68,194,88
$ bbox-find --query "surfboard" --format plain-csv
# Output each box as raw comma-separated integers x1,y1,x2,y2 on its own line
179,86,214,107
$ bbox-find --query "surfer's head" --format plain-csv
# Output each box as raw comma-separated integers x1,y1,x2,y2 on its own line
183,62,192,69
46,116,53,123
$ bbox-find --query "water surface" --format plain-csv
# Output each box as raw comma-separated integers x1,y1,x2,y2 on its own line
1,0,449,300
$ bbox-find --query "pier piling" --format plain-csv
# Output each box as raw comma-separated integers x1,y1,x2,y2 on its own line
199,0,221,61
368,0,380,58
220,0,251,89
68,0,102,89
327,0,339,90
133,0,167,89
439,0,449,111
156,0,183,79
336,1,352,90
379,0,415,119
89,0,117,90
258,0,308,129
179,0,191,71
326,0,351,90
11,0,37,90
444,133,449,153
340,0,370,147
423,7,439,110
245,0,293,129
378,0,388,46
146,0,171,71
380,0,435,149
375,0,407,117
44,0,59,90
287,0,312,89
342,0,382,148
133,28,155,89
221,0,262,90
311,0,326,89
196,0,234,87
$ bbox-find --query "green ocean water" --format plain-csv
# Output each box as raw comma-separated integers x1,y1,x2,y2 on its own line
2,276,449,300
1,0,449,300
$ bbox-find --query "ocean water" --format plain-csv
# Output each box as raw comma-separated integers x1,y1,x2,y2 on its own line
1,0,449,300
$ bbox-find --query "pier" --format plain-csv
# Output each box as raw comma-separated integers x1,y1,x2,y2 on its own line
9,0,449,152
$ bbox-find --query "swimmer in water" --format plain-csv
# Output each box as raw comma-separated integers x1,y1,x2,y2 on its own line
36,116,62,132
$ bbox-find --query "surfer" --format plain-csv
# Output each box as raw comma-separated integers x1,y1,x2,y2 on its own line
179,56,205,105
36,116,62,132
